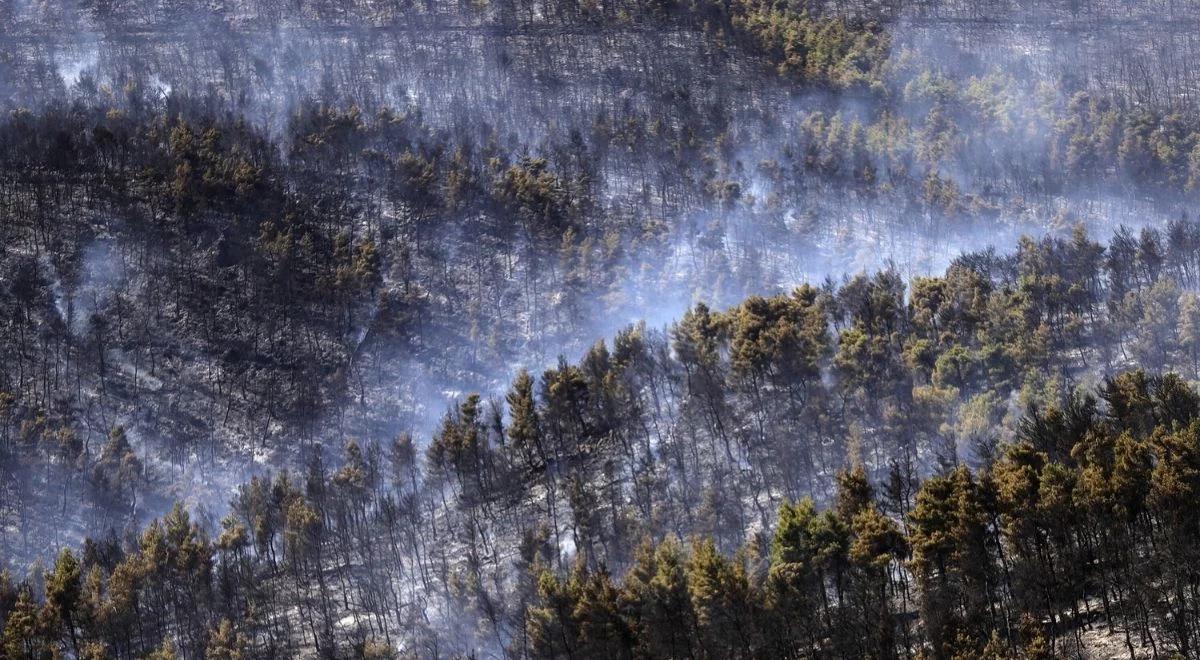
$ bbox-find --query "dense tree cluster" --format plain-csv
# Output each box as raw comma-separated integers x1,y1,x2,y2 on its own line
6,368,1200,657
8,222,1200,655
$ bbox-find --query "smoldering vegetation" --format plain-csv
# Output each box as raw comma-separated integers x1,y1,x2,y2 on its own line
10,224,1200,657
4,0,1200,657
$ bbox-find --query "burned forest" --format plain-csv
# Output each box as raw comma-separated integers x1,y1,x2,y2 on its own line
6,0,1200,657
